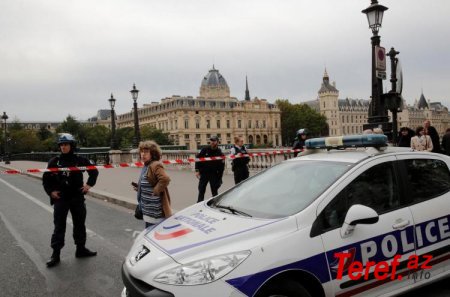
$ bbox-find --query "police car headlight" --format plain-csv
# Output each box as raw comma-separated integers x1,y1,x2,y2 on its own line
153,251,251,285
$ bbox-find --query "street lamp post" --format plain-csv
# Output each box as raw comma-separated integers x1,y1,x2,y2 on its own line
1,112,10,164
130,83,141,148
362,0,389,133
108,93,117,150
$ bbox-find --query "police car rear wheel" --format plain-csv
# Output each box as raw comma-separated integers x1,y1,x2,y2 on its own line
256,279,312,297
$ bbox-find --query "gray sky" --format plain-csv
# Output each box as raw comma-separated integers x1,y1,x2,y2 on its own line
1,0,449,122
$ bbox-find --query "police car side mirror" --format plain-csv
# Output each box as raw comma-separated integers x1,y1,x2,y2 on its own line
340,204,379,238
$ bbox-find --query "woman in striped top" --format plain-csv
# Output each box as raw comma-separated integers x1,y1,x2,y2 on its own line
135,141,172,228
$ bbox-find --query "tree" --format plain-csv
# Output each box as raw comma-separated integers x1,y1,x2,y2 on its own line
84,125,110,147
141,126,173,145
276,99,328,146
116,127,134,149
37,126,53,141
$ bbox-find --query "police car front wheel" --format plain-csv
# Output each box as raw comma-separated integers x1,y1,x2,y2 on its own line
255,279,312,297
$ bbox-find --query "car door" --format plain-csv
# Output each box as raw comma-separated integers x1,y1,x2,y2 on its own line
396,154,450,281
311,156,416,297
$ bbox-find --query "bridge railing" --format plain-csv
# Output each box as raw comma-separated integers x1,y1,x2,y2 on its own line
9,148,296,174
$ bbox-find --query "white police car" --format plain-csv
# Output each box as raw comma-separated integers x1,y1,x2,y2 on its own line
121,134,450,297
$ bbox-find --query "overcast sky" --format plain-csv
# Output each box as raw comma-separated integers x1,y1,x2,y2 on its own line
1,0,449,122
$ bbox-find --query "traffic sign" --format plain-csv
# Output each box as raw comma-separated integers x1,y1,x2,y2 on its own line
375,46,386,71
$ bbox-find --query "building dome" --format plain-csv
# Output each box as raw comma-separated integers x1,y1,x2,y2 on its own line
199,65,230,99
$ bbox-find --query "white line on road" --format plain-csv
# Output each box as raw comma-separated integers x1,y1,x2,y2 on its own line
0,177,104,240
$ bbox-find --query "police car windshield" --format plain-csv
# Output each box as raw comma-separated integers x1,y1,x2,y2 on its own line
210,160,351,219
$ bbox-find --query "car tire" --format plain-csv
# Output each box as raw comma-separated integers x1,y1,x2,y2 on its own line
256,279,312,297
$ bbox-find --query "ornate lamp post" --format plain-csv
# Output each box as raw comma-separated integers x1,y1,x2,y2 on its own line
130,83,141,148
108,93,117,150
1,112,10,164
362,0,389,132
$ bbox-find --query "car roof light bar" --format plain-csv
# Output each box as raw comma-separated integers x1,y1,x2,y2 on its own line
305,134,388,150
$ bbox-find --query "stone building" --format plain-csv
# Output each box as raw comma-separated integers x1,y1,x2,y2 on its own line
305,70,370,136
394,92,449,136
116,66,282,149
306,70,450,137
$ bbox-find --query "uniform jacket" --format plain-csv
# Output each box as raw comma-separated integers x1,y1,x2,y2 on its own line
195,147,225,176
43,153,99,204
442,132,450,156
230,145,250,172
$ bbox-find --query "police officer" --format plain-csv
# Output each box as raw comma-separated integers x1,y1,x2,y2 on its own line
292,128,309,157
230,136,250,184
195,135,225,202
43,133,99,268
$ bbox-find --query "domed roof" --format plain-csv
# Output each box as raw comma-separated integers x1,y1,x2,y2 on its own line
199,65,230,98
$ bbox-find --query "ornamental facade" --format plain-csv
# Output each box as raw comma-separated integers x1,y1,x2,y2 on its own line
306,70,449,137
116,67,282,150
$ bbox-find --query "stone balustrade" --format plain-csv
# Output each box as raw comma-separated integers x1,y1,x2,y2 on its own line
111,148,296,174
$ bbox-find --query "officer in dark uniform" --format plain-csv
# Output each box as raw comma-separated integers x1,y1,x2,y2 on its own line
43,133,99,268
292,128,309,157
230,136,250,184
195,135,225,202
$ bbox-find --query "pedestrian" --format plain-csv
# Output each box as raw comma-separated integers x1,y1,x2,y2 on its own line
230,136,250,184
134,140,172,229
363,129,373,134
397,127,415,147
410,126,433,152
293,128,308,157
195,135,225,202
441,128,450,156
423,119,441,153
42,133,99,268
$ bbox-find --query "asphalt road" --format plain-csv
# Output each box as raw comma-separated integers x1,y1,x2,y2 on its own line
0,173,143,297
0,173,448,297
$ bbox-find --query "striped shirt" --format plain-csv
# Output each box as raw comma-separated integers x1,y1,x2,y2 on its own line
138,166,163,224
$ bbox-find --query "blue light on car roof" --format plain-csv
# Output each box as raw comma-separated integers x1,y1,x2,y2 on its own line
305,134,388,149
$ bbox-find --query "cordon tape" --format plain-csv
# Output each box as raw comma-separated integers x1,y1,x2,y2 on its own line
0,149,303,175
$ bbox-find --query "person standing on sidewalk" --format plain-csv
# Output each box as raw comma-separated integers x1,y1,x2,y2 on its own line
42,133,99,268
195,135,225,202
134,140,172,229
230,136,250,184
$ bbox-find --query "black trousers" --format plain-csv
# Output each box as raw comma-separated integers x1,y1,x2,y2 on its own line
197,173,221,202
233,167,249,185
51,196,87,251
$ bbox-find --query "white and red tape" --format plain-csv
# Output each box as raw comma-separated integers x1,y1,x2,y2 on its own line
0,149,302,175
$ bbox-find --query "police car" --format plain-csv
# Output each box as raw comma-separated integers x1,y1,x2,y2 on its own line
121,134,450,297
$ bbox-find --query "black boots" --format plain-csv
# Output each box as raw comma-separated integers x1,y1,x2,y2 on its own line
46,250,60,268
75,246,97,258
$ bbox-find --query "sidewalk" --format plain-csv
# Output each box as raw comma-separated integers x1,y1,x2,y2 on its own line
0,161,239,212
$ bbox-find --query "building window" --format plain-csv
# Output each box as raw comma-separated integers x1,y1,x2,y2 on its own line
206,120,210,129
275,121,278,128
196,119,200,129
248,120,252,128
206,133,211,139
196,134,201,139
226,133,231,139
217,120,221,129
175,120,177,129
227,119,230,129
217,133,221,139
256,120,259,128
184,134,190,139
185,119,189,129
238,120,242,128
263,120,266,128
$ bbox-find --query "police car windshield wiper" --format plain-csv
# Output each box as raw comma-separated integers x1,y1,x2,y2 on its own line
214,204,252,217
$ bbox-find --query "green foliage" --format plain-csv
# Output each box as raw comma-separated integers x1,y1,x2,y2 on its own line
276,99,328,146
141,125,173,145
84,125,110,147
116,127,134,149
8,129,44,153
37,126,53,141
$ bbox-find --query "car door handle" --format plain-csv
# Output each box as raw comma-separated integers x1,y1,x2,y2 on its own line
392,220,410,230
